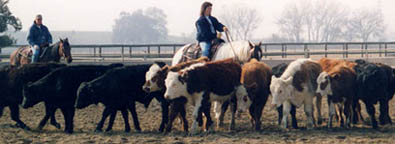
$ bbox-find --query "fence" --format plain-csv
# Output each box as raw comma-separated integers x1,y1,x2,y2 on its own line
2,42,395,62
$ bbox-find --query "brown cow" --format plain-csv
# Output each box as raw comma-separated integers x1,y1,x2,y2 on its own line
241,59,272,130
317,64,356,128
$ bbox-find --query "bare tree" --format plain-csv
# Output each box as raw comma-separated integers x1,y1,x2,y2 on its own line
277,3,305,42
219,4,262,40
345,8,385,42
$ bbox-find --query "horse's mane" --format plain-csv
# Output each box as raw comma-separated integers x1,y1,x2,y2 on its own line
41,41,61,61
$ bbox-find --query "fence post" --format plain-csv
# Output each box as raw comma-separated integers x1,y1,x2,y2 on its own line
345,43,349,58
147,46,151,58
284,45,288,58
93,47,96,62
379,44,382,57
129,47,132,58
342,43,345,58
304,44,309,58
365,43,368,59
158,46,161,58
361,44,364,57
264,44,267,58
121,46,124,62
324,44,328,58
385,43,387,56
281,44,284,58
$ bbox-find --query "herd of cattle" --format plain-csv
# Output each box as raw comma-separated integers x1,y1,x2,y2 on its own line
0,57,394,134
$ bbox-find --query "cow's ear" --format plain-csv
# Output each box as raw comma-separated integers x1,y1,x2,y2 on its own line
284,76,293,84
271,75,277,81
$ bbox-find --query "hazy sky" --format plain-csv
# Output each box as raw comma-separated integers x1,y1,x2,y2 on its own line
7,0,395,38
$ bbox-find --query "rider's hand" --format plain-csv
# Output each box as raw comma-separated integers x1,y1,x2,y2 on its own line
223,26,228,32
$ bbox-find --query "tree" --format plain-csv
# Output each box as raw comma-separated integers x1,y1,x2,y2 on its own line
219,4,262,40
0,0,22,47
345,8,385,42
112,7,168,44
277,3,305,42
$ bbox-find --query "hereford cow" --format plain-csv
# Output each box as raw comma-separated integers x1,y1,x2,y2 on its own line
240,58,272,130
143,57,210,133
0,63,65,130
22,64,123,133
270,58,322,129
75,65,169,133
272,63,298,128
317,64,356,128
353,60,395,128
164,58,252,134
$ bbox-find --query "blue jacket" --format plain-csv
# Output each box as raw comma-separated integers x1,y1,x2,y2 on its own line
196,16,225,42
27,22,52,46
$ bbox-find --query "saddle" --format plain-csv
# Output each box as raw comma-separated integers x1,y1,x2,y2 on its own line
16,45,50,62
180,38,225,63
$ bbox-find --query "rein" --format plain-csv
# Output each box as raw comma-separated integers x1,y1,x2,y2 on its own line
224,30,241,63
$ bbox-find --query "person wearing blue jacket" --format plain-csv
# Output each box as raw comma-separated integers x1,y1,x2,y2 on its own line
196,2,228,58
27,14,52,63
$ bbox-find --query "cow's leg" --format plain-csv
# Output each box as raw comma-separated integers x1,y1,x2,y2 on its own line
9,104,30,130
129,102,141,132
327,100,335,128
316,94,323,125
61,108,75,134
0,106,4,117
202,101,213,132
304,98,315,129
365,102,378,129
165,103,178,133
39,104,59,130
105,110,117,132
155,95,169,132
277,105,283,126
290,104,298,129
379,99,391,125
96,107,112,132
49,112,61,129
338,104,345,127
180,104,189,132
191,96,203,134
215,101,229,128
281,101,291,129
229,98,237,131
344,99,353,128
120,108,131,132
254,103,264,131
249,105,256,128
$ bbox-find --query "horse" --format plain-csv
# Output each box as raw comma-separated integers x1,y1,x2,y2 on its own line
170,40,263,130
10,38,73,67
172,40,262,66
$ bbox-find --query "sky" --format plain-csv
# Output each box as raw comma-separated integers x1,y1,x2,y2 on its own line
7,0,395,39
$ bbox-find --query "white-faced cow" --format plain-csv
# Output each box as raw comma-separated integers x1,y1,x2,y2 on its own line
270,58,322,129
164,58,252,134
317,59,357,128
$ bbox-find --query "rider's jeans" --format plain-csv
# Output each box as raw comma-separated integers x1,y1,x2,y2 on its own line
199,41,211,57
31,45,40,63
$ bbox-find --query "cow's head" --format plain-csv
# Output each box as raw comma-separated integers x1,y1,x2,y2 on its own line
270,76,293,107
75,82,99,109
22,82,45,108
235,85,252,112
143,63,168,93
164,71,188,100
316,72,332,96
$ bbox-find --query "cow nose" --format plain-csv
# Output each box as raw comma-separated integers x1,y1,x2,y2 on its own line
143,87,150,92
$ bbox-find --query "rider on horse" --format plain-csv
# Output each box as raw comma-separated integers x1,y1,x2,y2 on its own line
196,2,228,59
27,14,52,63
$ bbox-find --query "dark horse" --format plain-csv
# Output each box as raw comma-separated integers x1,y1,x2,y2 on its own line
10,38,73,67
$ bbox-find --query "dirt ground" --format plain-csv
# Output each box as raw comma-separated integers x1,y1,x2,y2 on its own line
0,95,394,144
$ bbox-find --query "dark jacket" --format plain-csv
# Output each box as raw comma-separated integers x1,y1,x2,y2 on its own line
196,16,225,42
27,22,52,46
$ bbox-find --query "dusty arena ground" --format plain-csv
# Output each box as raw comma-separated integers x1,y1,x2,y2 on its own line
0,96,394,144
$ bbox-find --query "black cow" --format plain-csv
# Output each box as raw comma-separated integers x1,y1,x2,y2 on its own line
75,65,169,133
354,59,395,128
271,63,298,129
22,64,123,133
0,63,66,130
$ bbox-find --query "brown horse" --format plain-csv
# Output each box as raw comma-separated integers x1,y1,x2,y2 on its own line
10,38,73,67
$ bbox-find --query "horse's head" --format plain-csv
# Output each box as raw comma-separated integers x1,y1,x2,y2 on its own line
248,41,262,61
59,38,73,63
